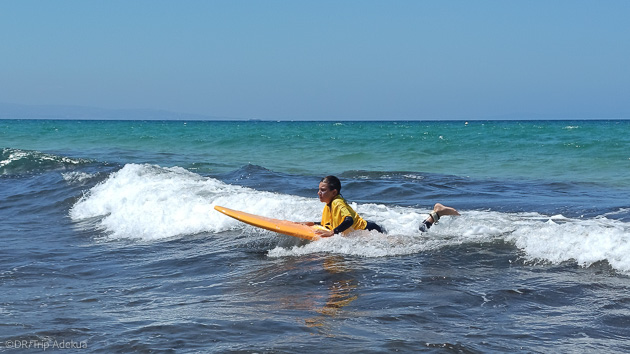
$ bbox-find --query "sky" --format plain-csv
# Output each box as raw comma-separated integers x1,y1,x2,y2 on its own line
1,0,629,120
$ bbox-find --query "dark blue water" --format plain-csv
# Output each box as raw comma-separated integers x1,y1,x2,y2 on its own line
1,120,630,352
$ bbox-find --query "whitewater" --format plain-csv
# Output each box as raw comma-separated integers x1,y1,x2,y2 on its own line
1,119,629,352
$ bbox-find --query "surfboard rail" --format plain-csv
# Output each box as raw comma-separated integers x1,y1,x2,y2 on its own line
214,205,323,241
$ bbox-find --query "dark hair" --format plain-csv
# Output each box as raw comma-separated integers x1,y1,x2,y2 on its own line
321,175,341,194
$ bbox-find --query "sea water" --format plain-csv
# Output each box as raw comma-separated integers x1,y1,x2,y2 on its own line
1,119,629,352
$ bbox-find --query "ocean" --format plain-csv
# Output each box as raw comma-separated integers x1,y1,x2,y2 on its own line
1,119,629,352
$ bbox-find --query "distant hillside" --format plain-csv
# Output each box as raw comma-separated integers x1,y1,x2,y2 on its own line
0,102,231,120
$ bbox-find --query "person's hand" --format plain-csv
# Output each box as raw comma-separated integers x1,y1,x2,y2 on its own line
315,229,334,237
299,222,315,226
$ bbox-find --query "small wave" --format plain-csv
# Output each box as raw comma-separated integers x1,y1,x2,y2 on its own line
69,163,323,241
507,216,630,272
1,148,91,175
341,170,434,181
69,163,630,274
270,209,630,274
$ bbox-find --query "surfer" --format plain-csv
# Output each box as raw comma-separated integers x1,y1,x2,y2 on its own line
303,175,459,237
301,175,382,237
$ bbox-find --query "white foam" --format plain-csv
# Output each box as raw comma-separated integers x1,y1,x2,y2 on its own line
1,149,87,167
70,163,321,240
506,216,630,272
268,210,508,258
0,149,29,167
62,171,96,184
70,163,630,273
270,208,630,274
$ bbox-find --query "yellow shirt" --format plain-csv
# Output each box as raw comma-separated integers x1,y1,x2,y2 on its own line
321,195,367,233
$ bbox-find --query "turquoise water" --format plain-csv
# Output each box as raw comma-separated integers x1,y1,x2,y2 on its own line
2,119,630,352
2,119,629,186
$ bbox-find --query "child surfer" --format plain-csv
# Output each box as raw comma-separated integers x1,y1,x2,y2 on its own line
303,175,460,237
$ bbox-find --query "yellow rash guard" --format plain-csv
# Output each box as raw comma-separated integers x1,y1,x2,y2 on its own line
321,195,367,233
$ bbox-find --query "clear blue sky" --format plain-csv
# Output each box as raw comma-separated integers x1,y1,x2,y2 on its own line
1,1,629,120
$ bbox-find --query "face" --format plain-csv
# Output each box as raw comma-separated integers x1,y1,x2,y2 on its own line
318,182,338,204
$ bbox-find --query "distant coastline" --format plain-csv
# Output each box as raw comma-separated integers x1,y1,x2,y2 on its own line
0,102,233,121
0,102,627,121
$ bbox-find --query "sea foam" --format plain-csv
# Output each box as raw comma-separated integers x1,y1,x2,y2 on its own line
69,163,322,240
70,163,630,273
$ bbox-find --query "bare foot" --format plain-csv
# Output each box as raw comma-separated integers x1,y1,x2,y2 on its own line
434,203,460,217
420,203,460,232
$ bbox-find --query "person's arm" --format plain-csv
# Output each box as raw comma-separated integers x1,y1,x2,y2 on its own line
316,216,353,237
333,216,354,234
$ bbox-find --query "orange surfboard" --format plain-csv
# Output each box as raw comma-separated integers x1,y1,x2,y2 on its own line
214,205,325,241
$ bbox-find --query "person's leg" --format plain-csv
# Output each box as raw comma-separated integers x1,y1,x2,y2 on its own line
432,203,460,220
419,203,459,232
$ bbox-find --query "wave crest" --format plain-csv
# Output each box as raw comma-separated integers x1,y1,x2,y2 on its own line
1,148,91,175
